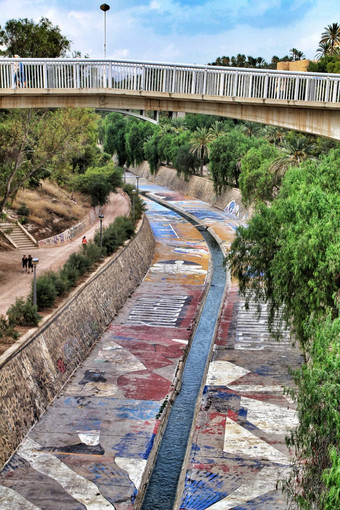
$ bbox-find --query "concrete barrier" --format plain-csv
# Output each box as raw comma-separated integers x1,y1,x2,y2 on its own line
0,215,155,467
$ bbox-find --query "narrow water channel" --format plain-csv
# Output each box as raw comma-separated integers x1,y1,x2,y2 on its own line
141,224,226,510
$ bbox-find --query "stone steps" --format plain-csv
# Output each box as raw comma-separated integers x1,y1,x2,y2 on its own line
0,222,37,250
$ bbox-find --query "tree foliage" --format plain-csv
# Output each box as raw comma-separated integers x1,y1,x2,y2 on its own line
227,152,340,345
0,17,71,57
0,108,99,215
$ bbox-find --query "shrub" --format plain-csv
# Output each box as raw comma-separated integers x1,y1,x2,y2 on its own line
97,216,135,255
35,275,57,309
85,241,102,264
7,297,42,326
60,264,79,287
0,315,19,339
67,252,92,275
17,203,30,216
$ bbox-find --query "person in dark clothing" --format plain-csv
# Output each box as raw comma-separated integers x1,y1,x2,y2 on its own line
27,254,33,273
22,255,28,273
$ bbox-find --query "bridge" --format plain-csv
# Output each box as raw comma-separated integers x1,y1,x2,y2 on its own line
1,58,340,140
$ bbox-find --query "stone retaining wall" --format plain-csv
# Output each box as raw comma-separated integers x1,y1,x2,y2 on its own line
0,216,155,467
38,205,100,247
132,161,252,220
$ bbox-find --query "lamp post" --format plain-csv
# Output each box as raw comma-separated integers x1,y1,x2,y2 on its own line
136,175,140,196
100,4,110,58
99,214,104,251
131,188,137,221
32,257,39,307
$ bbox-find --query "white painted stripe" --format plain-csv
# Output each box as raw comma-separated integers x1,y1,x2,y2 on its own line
0,485,41,510
206,361,250,386
18,438,114,509
208,466,283,509
240,397,298,434
223,418,288,463
115,457,147,490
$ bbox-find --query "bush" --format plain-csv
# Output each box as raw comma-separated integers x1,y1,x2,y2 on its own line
85,241,102,264
7,297,42,326
60,264,79,287
17,203,30,217
35,275,57,309
0,315,19,339
67,252,92,275
97,216,135,255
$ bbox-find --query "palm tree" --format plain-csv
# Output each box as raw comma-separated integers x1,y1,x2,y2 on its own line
320,23,340,54
269,136,315,178
315,41,332,59
208,121,226,139
189,127,214,175
289,48,305,61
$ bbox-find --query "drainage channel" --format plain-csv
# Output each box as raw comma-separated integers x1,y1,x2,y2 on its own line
141,200,227,509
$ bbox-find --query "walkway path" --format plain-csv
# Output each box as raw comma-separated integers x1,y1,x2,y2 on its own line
0,175,301,509
0,192,130,317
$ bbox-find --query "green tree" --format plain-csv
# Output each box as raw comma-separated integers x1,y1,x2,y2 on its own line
125,121,155,167
0,108,98,216
289,48,305,61
239,142,280,205
283,313,340,509
320,23,340,55
0,17,71,57
227,152,340,345
209,130,257,191
189,127,214,175
268,135,316,179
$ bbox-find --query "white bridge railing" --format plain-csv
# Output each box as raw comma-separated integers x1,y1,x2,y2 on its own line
1,58,340,104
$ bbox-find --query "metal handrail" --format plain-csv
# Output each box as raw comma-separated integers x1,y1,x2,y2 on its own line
1,58,339,104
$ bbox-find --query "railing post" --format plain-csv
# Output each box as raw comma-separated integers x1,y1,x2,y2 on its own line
108,61,112,88
203,69,207,95
219,72,224,96
248,74,253,98
141,66,145,91
163,68,167,92
233,71,238,96
305,77,310,101
172,67,176,93
325,77,330,102
43,62,48,89
294,76,300,101
191,70,196,95
332,79,338,103
263,73,268,99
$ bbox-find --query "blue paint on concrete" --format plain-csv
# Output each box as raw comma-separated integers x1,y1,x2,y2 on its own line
143,433,156,460
181,474,228,510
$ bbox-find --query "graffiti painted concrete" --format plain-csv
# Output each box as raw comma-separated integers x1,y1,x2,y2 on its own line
0,192,210,509
0,174,301,509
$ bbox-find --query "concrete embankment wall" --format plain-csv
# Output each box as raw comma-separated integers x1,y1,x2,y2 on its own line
132,161,251,220
0,216,155,467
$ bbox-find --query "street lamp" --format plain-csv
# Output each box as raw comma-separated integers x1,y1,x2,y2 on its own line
32,257,39,307
131,188,137,221
100,4,110,58
99,214,104,251
136,176,140,196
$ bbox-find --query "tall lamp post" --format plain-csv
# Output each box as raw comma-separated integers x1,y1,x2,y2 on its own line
131,188,137,221
100,4,110,58
136,176,140,196
32,257,39,307
99,214,104,251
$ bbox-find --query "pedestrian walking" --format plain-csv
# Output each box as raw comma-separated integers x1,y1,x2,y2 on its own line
27,254,33,273
13,55,26,88
82,236,87,250
22,255,28,273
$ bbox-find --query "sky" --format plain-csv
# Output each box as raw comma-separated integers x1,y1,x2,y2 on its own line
0,0,339,64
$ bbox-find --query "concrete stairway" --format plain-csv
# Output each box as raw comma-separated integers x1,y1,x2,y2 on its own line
0,221,38,250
